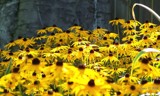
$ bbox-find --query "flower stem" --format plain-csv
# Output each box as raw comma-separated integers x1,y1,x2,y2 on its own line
18,84,24,96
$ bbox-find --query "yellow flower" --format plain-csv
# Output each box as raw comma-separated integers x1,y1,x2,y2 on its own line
37,28,47,34
123,27,137,35
109,17,125,25
4,40,17,49
46,25,63,33
22,57,45,73
25,79,49,95
96,36,113,46
72,76,111,96
118,73,139,85
68,24,81,31
14,37,35,49
101,52,119,64
138,35,154,47
121,20,141,29
41,89,62,96
140,20,156,29
75,28,89,38
92,26,107,37
0,88,14,96
124,84,141,95
1,50,17,60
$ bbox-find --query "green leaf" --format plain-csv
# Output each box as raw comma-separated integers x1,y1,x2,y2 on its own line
131,48,160,76
4,59,12,75
133,48,160,63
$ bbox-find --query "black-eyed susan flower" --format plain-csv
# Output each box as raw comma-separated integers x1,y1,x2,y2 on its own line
109,17,125,25
41,89,62,96
124,84,141,95
4,40,17,49
68,24,81,32
123,27,137,35
46,25,63,33
140,20,156,29
14,37,35,49
25,79,49,95
92,26,107,37
121,20,141,29
72,76,111,96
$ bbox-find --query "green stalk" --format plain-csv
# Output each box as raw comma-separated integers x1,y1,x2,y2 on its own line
18,84,24,96
130,48,160,76
4,59,12,75
116,25,120,43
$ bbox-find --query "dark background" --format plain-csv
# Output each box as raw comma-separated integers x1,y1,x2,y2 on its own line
0,0,160,48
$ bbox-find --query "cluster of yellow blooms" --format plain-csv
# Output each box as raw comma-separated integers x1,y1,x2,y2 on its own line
1,18,160,96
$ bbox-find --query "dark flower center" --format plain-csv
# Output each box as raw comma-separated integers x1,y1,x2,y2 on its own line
18,56,22,59
68,49,72,54
80,28,83,31
27,54,33,58
117,91,121,95
9,52,13,56
56,61,63,66
130,38,133,41
79,47,83,51
157,35,160,40
48,89,53,95
73,23,78,26
154,79,160,84
88,79,95,87
106,79,114,83
130,85,136,90
59,39,63,42
141,58,149,64
97,26,101,29
115,17,119,20
40,47,44,50
42,73,46,78
149,25,153,28
141,79,148,85
23,38,27,41
78,38,82,41
145,20,149,23
127,40,131,44
143,36,148,40
34,80,40,85
53,24,57,27
128,27,132,30
90,50,94,54
125,73,130,78
127,21,130,23
32,58,40,65
109,52,113,56
78,64,86,69
25,48,30,52
66,30,70,33
103,37,107,40
18,36,22,39
3,89,9,93
32,72,37,76
13,67,19,73
67,81,74,85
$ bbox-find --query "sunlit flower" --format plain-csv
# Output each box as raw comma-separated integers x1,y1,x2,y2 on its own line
72,76,111,96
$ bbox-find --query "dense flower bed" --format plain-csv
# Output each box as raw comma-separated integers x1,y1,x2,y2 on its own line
0,18,160,96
